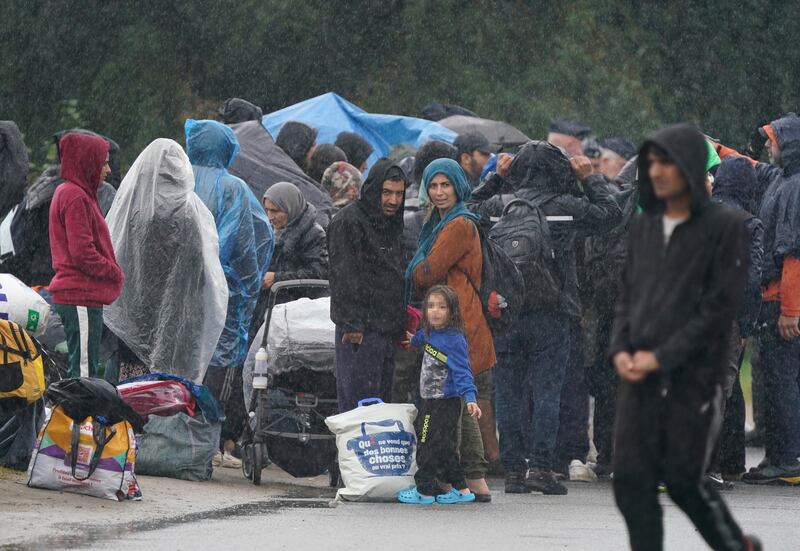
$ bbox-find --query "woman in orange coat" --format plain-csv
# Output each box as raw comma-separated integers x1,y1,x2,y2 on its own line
406,158,496,501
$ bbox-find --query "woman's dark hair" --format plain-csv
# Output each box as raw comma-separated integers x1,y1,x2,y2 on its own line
421,285,465,333
307,144,347,183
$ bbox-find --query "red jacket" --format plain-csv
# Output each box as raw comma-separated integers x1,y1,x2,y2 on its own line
48,133,124,306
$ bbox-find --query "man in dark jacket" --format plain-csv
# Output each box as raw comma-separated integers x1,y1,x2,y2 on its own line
610,124,760,551
328,158,407,412
469,141,621,495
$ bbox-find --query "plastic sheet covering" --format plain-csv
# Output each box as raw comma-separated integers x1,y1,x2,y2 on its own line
185,120,274,370
243,296,336,404
104,139,228,383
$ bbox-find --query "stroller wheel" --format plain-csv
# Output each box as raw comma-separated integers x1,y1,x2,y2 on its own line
251,443,263,485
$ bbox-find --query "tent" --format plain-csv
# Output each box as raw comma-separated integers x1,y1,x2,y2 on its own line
262,92,457,171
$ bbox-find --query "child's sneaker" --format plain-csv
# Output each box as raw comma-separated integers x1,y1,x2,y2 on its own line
398,487,435,504
435,488,476,504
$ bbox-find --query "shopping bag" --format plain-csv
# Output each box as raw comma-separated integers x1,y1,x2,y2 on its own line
26,405,139,501
325,398,417,501
0,274,50,336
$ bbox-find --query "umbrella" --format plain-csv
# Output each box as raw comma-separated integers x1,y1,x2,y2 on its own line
439,115,530,149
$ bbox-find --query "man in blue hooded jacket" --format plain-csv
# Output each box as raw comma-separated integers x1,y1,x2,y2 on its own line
186,119,274,467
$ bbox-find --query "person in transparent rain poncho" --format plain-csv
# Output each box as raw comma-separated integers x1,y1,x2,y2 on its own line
104,138,228,384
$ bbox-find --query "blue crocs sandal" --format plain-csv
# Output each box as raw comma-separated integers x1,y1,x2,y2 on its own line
435,488,476,504
398,487,435,504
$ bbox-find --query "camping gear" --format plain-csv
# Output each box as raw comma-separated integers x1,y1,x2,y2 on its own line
241,280,338,485
262,92,457,173
134,412,219,481
0,274,50,336
118,380,196,420
27,404,139,500
0,319,45,410
439,115,530,150
325,398,418,502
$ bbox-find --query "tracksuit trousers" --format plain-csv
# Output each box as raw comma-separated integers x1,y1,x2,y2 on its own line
414,397,466,495
53,303,104,379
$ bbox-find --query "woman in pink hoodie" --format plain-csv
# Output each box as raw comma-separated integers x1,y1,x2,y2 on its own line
49,132,124,378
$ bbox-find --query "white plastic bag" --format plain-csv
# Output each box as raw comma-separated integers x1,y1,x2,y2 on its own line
325,399,418,501
0,273,50,336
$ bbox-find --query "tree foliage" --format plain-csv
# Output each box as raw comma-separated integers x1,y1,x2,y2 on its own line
1,0,797,169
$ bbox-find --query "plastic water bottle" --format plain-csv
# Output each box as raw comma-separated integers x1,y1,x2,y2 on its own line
253,347,269,389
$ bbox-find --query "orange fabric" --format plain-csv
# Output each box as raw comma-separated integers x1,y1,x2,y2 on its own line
762,124,777,145
762,256,800,316
715,143,758,166
413,216,496,374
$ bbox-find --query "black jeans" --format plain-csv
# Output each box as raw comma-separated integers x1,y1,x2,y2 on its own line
614,378,747,551
415,397,466,495
334,328,395,413
203,366,245,444
587,288,618,469
555,321,590,471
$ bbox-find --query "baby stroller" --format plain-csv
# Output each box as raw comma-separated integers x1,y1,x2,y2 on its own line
240,279,338,485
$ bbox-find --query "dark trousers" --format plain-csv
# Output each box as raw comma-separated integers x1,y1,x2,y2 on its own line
53,304,104,379
415,397,466,494
710,326,746,475
555,321,590,471
758,301,800,465
203,366,245,444
587,290,618,468
495,310,570,472
334,328,395,413
614,379,747,551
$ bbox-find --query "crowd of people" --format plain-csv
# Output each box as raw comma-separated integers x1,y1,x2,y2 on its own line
2,98,798,551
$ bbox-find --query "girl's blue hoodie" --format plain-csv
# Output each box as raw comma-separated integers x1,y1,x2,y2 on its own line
411,327,477,403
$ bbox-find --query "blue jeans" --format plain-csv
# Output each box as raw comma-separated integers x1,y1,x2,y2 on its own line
495,310,571,472
759,302,800,465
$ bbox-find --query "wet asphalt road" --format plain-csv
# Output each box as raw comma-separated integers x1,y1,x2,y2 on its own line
28,478,798,551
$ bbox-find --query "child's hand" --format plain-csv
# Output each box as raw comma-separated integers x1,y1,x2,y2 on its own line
467,402,482,419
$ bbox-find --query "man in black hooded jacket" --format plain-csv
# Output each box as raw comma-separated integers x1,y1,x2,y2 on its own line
610,124,760,551
328,158,407,412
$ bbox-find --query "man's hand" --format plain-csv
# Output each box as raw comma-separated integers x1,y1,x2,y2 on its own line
341,332,364,345
778,315,800,341
633,351,660,374
570,155,594,181
262,272,276,289
613,351,643,382
496,153,514,178
466,402,482,419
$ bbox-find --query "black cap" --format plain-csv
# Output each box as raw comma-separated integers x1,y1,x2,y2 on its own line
548,117,592,139
601,137,637,160
582,137,601,158
454,132,494,156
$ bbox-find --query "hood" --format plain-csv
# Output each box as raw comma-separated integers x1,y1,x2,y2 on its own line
0,121,29,218
55,129,121,188
275,121,317,170
58,132,109,196
357,157,407,235
185,119,241,169
771,113,800,176
505,140,579,195
637,124,709,215
712,156,757,212
218,98,262,125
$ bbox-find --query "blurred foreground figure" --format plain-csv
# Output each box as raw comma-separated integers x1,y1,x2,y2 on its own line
610,125,760,551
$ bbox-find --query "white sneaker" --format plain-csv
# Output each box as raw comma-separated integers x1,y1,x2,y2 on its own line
569,460,598,482
212,450,223,467
220,451,242,469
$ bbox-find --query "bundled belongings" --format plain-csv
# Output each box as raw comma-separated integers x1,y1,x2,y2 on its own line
119,373,223,481
104,139,227,383
0,273,51,336
27,377,143,501
325,398,418,502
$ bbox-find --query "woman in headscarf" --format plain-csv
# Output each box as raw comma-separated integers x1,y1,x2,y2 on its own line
275,121,317,172
406,158,496,502
307,144,347,185
249,182,328,340
320,161,364,211
104,138,228,383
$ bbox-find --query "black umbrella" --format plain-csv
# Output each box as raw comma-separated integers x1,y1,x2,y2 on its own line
439,115,530,149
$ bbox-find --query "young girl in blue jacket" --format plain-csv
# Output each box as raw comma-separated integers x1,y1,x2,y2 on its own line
398,285,481,505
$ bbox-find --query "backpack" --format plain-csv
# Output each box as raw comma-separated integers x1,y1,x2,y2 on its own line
0,320,45,411
490,197,561,310
461,221,525,336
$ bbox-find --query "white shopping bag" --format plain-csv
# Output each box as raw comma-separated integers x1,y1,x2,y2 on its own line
0,273,50,336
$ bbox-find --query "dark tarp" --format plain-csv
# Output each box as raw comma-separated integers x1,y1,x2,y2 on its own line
0,121,29,220
228,121,334,228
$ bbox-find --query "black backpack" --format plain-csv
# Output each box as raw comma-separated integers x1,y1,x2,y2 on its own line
461,221,525,336
490,197,561,310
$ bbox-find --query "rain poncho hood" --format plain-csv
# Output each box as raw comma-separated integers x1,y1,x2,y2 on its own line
405,158,479,301
275,121,317,170
712,156,757,211
105,139,228,383
218,98,263,125
637,124,710,215
185,119,274,369
356,157,407,237
0,121,29,219
505,140,579,195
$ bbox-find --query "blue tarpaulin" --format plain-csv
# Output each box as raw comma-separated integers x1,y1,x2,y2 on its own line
262,92,457,171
